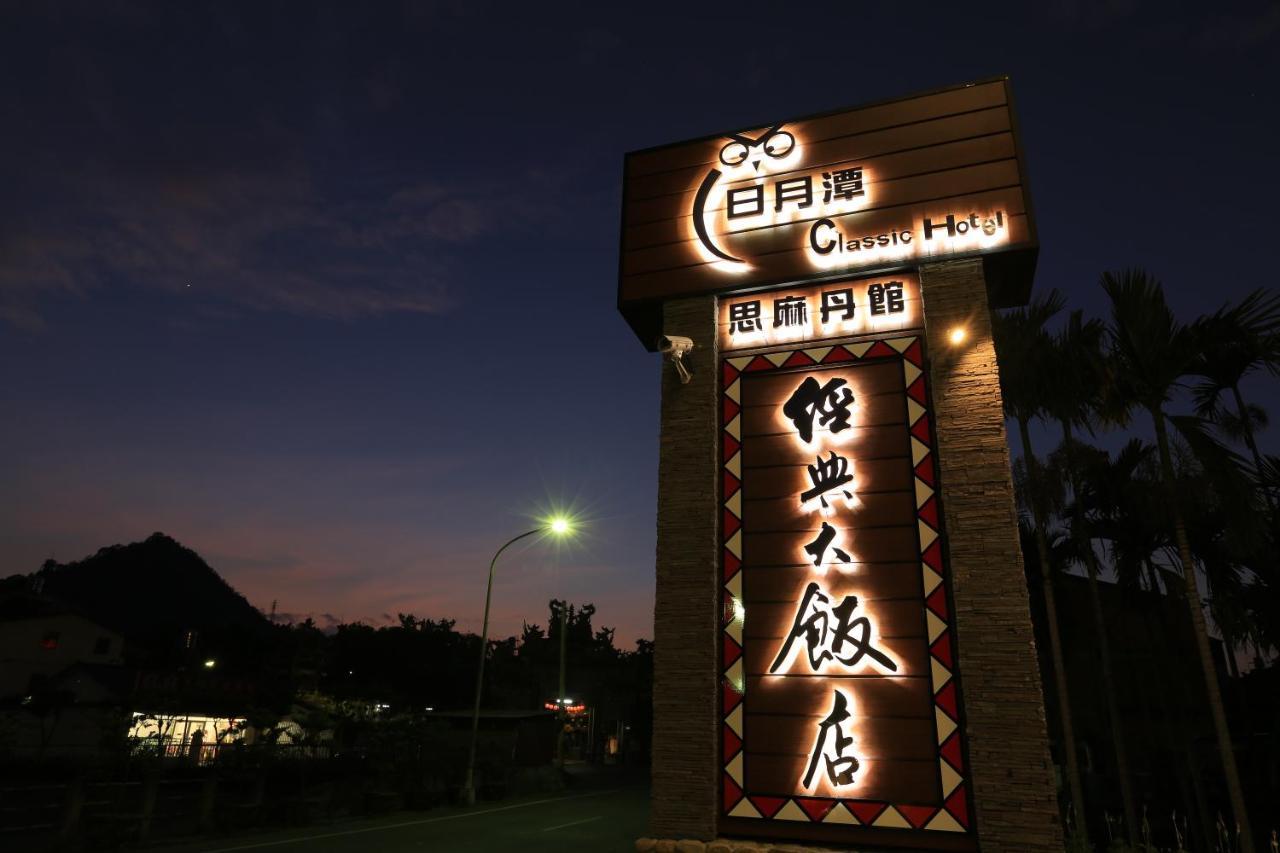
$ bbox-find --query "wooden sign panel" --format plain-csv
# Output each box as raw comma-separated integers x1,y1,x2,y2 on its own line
720,334,974,849
619,77,1036,347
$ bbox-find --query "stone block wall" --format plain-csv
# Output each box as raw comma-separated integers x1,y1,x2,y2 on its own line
918,258,1063,852
651,295,720,840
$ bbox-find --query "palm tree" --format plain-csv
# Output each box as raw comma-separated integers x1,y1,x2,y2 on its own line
1044,311,1138,845
1193,291,1280,524
993,289,1090,840
1100,269,1255,853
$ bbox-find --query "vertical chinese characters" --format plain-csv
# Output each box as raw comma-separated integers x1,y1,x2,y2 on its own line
775,365,895,792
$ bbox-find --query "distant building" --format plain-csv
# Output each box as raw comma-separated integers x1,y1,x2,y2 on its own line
0,608,124,698
0,595,129,758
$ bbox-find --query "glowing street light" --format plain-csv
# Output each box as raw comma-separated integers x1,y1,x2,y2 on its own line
461,515,576,806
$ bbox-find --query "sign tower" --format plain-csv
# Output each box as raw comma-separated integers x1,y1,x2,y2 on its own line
620,78,1063,851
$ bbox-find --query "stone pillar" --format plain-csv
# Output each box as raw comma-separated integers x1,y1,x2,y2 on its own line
919,259,1063,852
650,295,720,841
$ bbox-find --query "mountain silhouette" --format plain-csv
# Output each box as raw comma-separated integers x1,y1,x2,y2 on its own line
34,532,270,659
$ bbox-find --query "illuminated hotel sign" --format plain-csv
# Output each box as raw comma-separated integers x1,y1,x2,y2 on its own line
690,127,1013,276
618,78,1036,347
718,274,921,351
622,78,1043,850
720,328,971,846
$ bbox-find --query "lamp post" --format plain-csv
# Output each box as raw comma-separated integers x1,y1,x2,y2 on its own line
557,603,567,768
461,516,572,806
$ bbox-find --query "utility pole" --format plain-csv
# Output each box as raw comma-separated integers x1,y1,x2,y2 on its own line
557,603,567,768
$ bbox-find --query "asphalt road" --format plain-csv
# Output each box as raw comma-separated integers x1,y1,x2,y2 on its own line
152,781,649,853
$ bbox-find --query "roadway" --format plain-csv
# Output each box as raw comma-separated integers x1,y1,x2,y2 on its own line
152,772,649,853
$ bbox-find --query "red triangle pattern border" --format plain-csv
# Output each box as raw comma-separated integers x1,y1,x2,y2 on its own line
720,335,973,835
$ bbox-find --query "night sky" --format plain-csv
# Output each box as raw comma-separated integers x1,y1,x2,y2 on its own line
2,3,1277,647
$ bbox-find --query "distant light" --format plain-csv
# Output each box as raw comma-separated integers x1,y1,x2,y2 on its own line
549,517,572,536
948,327,967,346
203,659,216,669
424,707,434,712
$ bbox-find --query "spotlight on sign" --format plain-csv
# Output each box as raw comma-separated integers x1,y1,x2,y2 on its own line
948,326,967,346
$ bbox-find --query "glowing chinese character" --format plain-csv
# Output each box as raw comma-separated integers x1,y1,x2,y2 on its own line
769,582,896,674
868,281,905,315
801,452,855,513
729,300,762,334
773,176,813,212
773,296,807,329
783,376,855,443
820,289,855,325
803,689,860,789
803,522,851,568
821,167,864,203
727,185,764,219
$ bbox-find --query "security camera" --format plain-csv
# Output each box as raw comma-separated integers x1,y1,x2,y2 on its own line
657,335,694,356
656,335,695,384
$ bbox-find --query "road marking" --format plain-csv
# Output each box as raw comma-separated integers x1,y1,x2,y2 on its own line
186,790,618,851
541,816,603,832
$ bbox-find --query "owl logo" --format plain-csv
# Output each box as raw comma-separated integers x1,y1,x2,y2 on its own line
692,124,799,267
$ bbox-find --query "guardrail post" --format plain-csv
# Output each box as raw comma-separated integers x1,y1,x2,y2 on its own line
58,775,84,840
137,772,158,842
199,775,218,832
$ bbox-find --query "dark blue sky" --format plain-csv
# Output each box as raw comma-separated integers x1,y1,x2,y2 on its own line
2,2,1277,645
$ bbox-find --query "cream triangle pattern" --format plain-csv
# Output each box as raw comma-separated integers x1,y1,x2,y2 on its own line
822,803,859,824
725,659,744,694
914,479,934,508
726,378,741,404
931,658,953,691
725,611,742,644
935,706,957,743
804,346,833,363
725,530,742,559
775,800,809,821
765,351,792,367
873,806,911,828
903,361,922,386
907,398,926,426
726,452,741,478
887,336,914,353
726,703,743,737
918,519,938,550
940,760,962,797
725,414,741,441
926,610,946,643
922,565,943,596
911,437,930,466
728,798,762,819
925,810,965,832
726,752,744,786
726,490,741,518
725,570,742,600
728,356,754,371
846,342,872,358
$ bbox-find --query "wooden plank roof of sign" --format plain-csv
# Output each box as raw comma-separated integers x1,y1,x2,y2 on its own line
616,76,1038,349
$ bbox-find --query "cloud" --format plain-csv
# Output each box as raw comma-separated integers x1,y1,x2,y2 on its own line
0,164,463,326
0,159,577,329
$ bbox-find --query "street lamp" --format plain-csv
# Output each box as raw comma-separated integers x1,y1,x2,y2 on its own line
461,516,574,805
